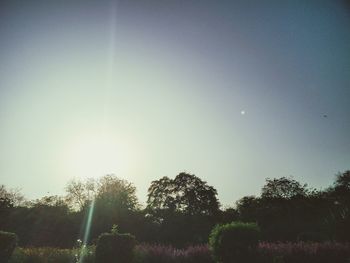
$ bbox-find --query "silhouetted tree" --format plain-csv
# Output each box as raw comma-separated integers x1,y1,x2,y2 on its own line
90,175,140,241
0,185,26,238
325,171,350,241
219,207,239,224
2,195,80,247
261,177,308,199
65,178,96,211
1,170,350,246
236,196,260,222
95,175,138,211
0,185,25,207
147,172,219,217
146,172,220,246
334,170,350,192
235,177,332,241
27,195,77,247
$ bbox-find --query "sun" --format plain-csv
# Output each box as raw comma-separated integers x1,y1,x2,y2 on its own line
65,132,131,178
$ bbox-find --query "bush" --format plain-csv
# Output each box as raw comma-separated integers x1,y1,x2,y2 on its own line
209,221,261,263
0,231,17,263
95,232,136,263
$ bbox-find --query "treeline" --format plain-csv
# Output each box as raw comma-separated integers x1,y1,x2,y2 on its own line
0,171,349,248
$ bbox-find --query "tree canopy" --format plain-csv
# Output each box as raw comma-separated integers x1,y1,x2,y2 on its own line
0,185,25,208
95,174,139,211
147,172,220,217
261,177,309,199
1,170,350,247
334,170,350,192
65,175,138,211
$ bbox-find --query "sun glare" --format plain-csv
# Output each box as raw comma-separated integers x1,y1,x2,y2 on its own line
65,132,132,178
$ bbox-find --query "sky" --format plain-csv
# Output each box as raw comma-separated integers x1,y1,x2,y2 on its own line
0,0,349,206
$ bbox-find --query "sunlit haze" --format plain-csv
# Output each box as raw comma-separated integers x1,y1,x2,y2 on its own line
0,0,349,206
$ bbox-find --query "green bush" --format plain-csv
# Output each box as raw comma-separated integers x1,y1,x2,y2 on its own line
0,231,17,263
209,221,261,263
95,232,136,263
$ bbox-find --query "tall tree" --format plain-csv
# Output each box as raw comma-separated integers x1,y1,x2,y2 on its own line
334,170,350,192
65,178,97,211
147,172,220,216
147,172,220,246
261,177,308,199
95,174,138,211
88,175,139,239
236,195,260,222
328,170,350,241
0,185,25,207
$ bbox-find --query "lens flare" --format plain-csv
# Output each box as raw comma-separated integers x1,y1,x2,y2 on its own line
78,199,95,263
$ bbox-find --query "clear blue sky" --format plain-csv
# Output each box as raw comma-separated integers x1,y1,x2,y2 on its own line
0,0,349,206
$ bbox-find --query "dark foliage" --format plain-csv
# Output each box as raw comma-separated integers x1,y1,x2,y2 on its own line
209,221,261,263
147,172,220,216
0,170,349,248
261,177,308,199
0,231,17,263
146,172,220,246
235,173,350,242
2,197,80,248
95,231,136,263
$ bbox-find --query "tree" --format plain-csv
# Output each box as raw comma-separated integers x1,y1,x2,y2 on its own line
30,195,68,208
0,185,25,207
65,175,140,241
147,172,220,216
334,170,350,192
261,177,308,199
65,175,138,212
257,177,333,241
235,196,260,222
219,207,239,224
88,175,139,240
65,178,97,211
146,172,220,246
95,174,138,211
15,195,78,247
0,185,25,230
328,170,350,241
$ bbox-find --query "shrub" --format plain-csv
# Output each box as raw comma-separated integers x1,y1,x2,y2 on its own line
209,221,261,263
95,232,136,263
0,231,18,263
